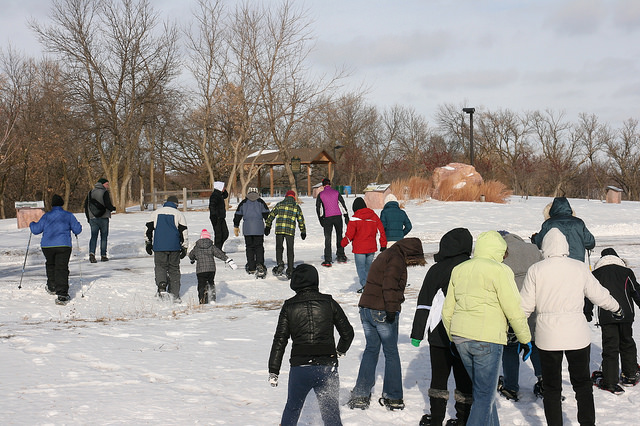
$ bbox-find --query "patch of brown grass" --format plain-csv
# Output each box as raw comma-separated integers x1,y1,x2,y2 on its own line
435,179,512,203
388,177,432,201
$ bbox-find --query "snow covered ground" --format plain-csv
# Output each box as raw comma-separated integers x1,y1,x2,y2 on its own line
1,194,640,425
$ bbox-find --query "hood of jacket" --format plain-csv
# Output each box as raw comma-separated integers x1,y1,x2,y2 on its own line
392,237,424,264
594,254,626,270
473,231,507,262
383,200,400,210
548,197,573,217
290,264,319,292
434,228,473,262
196,237,214,249
353,207,379,221
541,227,569,258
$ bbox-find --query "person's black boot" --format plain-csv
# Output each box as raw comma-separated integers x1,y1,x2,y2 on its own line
453,389,473,425
425,388,448,425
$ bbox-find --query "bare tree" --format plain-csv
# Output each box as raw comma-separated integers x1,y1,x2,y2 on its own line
32,0,180,211
606,118,640,200
572,113,611,199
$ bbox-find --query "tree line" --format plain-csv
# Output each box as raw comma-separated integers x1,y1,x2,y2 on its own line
1,0,638,218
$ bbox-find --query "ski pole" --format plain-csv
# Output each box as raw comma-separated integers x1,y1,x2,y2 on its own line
19,231,32,289
76,235,85,297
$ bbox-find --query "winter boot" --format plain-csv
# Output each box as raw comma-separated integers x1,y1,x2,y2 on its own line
245,264,256,275
347,393,370,410
157,286,171,300
336,255,348,263
497,376,519,401
378,397,404,411
272,264,285,276
594,377,625,395
55,295,70,305
425,388,448,425
256,264,267,279
321,260,332,267
46,285,56,295
620,366,640,386
101,255,109,262
533,376,544,398
89,253,97,263
453,389,472,425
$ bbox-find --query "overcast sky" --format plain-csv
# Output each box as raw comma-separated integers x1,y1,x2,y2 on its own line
2,0,639,128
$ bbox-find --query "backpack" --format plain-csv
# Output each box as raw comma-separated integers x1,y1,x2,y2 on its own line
87,190,106,217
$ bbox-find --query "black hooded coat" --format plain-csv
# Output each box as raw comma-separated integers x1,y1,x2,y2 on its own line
410,228,473,347
268,264,354,375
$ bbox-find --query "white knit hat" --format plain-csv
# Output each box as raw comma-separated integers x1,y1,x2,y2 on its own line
384,194,398,204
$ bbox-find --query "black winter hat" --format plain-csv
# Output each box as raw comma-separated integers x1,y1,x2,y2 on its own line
601,248,619,258
167,195,179,204
322,178,331,186
52,194,64,207
352,197,366,213
290,264,319,292
98,178,109,184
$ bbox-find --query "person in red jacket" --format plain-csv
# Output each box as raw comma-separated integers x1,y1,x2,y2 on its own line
341,197,386,293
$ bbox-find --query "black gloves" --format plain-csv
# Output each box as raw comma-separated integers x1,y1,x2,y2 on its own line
612,308,625,320
264,226,271,236
519,342,532,361
180,247,187,259
301,232,306,240
344,214,349,225
530,233,538,244
584,311,593,322
269,373,278,387
385,311,396,324
319,218,326,227
145,243,153,255
190,259,195,264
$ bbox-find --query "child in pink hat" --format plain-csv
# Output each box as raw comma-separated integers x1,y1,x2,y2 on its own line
188,229,237,303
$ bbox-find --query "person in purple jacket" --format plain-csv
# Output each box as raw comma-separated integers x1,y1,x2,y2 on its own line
29,194,82,305
315,178,349,267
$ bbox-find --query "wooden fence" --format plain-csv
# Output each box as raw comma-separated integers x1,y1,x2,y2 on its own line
140,188,212,212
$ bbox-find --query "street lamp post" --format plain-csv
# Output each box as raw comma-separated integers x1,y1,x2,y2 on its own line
463,107,475,166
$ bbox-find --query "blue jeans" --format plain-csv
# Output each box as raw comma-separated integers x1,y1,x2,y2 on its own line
352,308,402,400
502,341,542,392
89,217,110,256
281,365,342,426
354,253,374,289
457,340,503,426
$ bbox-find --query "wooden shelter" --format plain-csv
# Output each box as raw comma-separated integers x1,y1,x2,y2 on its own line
239,148,336,196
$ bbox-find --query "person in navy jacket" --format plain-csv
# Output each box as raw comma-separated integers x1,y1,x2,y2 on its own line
29,194,82,303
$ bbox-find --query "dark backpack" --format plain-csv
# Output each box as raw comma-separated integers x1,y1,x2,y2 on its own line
87,190,107,217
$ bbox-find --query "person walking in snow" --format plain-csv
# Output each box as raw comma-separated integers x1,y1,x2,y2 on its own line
265,190,306,279
30,194,83,305
340,197,386,293
188,229,237,304
587,247,640,394
316,178,349,266
83,178,116,263
209,181,229,250
145,195,188,302
497,230,545,402
348,237,426,411
410,228,473,426
442,230,532,426
268,264,354,426
520,229,623,425
380,194,412,247
233,187,270,277
531,196,595,262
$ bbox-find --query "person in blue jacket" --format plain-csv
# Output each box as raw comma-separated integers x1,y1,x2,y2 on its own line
380,194,412,247
233,187,270,275
29,194,82,304
531,197,595,262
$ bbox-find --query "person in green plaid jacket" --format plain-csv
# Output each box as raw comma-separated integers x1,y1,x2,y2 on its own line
264,191,306,279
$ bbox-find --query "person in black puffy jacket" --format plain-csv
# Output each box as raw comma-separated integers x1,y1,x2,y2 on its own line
268,264,354,425
587,248,640,392
410,228,473,426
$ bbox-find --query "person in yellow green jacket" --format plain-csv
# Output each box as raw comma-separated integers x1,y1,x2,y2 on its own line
442,230,531,426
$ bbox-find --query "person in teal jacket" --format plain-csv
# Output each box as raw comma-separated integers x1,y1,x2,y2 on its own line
29,194,82,304
531,197,595,262
380,194,412,246
442,230,531,426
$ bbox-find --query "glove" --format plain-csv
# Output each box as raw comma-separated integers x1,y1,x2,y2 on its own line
190,259,195,264
180,247,187,259
264,226,271,236
301,232,306,240
612,308,625,320
385,311,396,324
226,259,238,270
411,338,421,347
450,342,460,358
519,341,532,362
337,351,346,358
506,327,518,345
269,373,278,387
344,214,349,225
319,218,326,227
584,311,593,322
380,246,386,252
145,243,153,255
234,227,240,237
530,233,538,244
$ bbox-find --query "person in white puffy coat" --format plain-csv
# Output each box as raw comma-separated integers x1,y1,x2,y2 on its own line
521,228,622,426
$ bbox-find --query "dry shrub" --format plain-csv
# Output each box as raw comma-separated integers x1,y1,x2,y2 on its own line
389,176,432,201
435,179,512,203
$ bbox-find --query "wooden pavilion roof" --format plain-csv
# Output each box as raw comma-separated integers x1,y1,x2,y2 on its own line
243,148,336,166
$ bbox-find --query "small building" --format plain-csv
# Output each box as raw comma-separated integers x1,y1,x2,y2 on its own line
605,186,623,204
363,183,392,209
